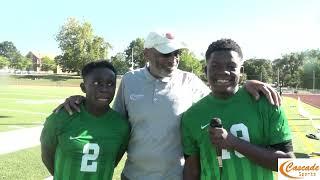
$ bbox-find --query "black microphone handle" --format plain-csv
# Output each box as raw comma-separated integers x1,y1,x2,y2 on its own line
210,118,223,168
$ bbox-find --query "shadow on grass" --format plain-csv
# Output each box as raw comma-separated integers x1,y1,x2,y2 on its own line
294,152,310,158
16,75,81,82
0,116,12,118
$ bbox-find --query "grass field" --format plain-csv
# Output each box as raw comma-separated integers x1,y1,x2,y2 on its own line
0,85,83,132
0,75,320,179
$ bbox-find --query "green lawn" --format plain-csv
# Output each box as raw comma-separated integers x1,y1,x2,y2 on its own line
0,146,126,180
0,85,83,132
0,146,51,180
0,74,82,87
1,78,320,179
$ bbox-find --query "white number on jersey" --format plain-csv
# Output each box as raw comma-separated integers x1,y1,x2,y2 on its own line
80,143,100,172
222,123,250,159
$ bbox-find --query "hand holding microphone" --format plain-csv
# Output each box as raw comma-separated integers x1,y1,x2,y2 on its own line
210,118,223,169
209,117,234,150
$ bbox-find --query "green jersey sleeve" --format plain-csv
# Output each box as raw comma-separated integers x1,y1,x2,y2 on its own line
181,113,199,156
260,97,292,145
40,113,59,149
40,110,71,149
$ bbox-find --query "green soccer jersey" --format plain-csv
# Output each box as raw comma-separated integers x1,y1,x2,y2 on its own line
41,105,130,180
181,87,292,180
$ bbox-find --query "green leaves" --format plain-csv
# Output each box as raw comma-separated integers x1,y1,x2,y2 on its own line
124,38,145,68
243,59,273,83
55,18,111,73
110,53,130,75
178,50,204,79
41,56,56,72
0,56,9,69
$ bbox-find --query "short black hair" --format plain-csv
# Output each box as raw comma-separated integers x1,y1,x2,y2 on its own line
81,60,117,79
205,39,243,60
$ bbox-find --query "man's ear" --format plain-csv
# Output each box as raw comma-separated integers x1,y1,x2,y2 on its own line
80,83,86,93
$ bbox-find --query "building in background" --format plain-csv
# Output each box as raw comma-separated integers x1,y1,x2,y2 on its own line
26,51,57,73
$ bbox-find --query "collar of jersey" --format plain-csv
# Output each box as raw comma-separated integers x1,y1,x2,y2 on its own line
80,104,112,120
208,87,246,104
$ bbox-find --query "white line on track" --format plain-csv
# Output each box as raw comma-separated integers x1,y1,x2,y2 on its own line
0,108,49,116
0,92,63,98
0,97,64,104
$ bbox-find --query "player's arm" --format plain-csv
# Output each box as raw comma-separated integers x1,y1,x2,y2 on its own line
210,128,294,171
229,135,294,171
181,112,201,180
41,144,56,175
183,154,200,180
244,80,281,106
40,114,59,175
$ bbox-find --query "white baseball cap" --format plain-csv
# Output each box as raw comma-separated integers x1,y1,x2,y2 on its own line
144,31,187,54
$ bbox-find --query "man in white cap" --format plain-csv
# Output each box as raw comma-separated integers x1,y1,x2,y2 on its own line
56,31,281,180
115,32,211,179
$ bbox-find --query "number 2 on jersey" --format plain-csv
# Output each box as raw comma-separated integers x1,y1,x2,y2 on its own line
222,123,250,159
80,143,100,172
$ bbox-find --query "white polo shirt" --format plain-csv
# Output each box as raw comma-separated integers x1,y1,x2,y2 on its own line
113,67,210,180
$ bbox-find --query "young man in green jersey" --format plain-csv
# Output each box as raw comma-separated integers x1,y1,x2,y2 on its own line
181,39,295,180
40,60,130,180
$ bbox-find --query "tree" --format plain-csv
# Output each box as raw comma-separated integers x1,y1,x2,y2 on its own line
243,59,273,83
0,41,19,59
124,38,145,69
272,52,304,87
41,56,57,72
111,52,130,75
301,49,320,89
55,18,111,73
0,41,22,68
22,57,33,71
178,50,203,78
10,55,32,70
0,56,9,68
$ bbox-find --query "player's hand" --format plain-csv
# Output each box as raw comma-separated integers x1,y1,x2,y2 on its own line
53,95,85,115
209,127,235,149
244,80,281,107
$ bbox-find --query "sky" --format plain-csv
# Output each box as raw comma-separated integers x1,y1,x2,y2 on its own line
1,0,319,60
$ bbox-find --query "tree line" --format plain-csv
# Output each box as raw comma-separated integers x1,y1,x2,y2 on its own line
244,50,320,89
1,18,319,89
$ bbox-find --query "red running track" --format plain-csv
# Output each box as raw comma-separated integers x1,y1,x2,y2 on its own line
283,94,320,109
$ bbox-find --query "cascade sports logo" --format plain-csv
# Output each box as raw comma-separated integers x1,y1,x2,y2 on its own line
278,158,320,179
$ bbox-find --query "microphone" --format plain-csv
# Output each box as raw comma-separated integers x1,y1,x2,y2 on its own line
210,118,223,172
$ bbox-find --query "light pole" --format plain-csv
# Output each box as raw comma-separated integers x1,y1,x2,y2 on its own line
277,68,280,87
129,48,134,71
313,70,315,91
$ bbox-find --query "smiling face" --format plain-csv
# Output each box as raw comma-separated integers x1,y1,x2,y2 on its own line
144,48,180,78
206,50,243,99
81,67,116,109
